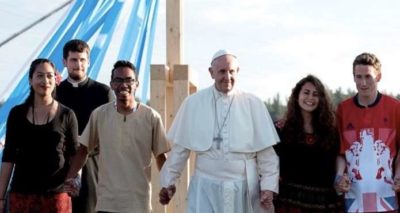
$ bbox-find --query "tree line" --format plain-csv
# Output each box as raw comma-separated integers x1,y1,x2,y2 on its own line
1,87,400,121
265,87,400,121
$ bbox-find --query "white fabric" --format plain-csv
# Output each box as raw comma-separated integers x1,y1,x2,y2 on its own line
194,157,259,212
187,173,273,213
160,144,279,191
167,86,280,152
160,144,279,212
212,49,236,63
161,85,279,212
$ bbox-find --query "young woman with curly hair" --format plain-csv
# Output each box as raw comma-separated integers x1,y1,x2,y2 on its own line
274,75,343,212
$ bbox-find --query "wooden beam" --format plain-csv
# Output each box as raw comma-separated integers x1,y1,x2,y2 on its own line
150,64,169,124
150,64,169,213
166,0,183,82
165,64,190,213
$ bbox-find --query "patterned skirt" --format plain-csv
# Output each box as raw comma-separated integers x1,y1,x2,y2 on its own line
274,182,344,213
9,192,71,213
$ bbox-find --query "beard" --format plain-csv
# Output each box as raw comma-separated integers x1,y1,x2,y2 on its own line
68,70,85,81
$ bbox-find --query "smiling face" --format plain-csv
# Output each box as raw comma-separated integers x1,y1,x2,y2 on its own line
209,55,239,93
110,66,138,106
29,62,56,98
298,82,319,114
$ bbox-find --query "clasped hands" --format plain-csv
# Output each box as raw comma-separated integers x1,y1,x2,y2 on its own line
393,176,400,192
334,173,350,194
334,173,400,193
159,185,176,205
260,190,274,209
63,175,81,197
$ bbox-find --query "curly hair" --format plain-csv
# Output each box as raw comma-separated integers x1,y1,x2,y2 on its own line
281,75,337,150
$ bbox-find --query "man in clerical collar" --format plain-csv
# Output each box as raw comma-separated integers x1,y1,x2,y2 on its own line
159,49,280,213
56,39,113,213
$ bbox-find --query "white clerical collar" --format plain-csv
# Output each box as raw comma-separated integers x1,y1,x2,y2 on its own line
67,76,88,88
212,85,236,99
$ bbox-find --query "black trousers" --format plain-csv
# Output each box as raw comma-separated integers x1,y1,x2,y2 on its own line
72,154,99,213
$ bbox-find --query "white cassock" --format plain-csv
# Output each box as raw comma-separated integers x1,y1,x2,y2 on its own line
161,85,280,213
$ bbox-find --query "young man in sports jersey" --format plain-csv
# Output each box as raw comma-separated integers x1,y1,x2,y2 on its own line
335,52,400,212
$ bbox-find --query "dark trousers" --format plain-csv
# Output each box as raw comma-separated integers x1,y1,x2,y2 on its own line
72,154,99,213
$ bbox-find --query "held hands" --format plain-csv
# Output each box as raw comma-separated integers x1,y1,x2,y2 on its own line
63,175,81,197
159,185,176,205
0,199,6,213
334,173,400,193
334,173,351,194
260,190,273,209
393,176,400,192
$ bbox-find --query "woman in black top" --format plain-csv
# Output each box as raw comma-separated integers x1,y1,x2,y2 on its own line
274,75,343,212
0,58,78,213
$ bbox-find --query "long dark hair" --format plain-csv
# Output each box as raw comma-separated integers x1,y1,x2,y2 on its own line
281,75,337,149
24,58,57,106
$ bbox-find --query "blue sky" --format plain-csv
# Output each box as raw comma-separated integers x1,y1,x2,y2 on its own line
1,0,400,103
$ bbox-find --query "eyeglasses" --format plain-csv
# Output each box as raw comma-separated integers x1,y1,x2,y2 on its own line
111,78,136,85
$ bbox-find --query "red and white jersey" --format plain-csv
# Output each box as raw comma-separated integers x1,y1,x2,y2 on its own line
337,94,400,212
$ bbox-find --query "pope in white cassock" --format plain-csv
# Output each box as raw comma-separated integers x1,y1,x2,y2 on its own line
159,50,280,213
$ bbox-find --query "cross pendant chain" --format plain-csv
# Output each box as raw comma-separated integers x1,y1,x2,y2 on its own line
213,91,235,150
213,135,223,149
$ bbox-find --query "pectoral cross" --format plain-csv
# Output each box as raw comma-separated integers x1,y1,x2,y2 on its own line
213,135,223,149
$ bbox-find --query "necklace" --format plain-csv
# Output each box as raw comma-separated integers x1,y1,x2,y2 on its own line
32,99,54,125
305,133,315,145
212,91,234,149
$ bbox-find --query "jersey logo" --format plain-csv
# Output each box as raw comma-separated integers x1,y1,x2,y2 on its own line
346,123,355,130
